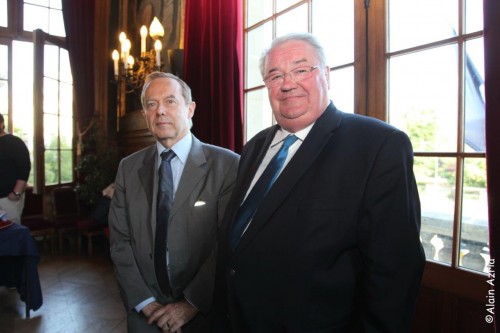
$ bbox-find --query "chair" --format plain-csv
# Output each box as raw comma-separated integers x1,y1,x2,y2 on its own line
21,188,55,253
76,217,103,257
50,185,83,253
51,185,107,256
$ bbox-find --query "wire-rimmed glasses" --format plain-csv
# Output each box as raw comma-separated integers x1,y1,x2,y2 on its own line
263,66,319,88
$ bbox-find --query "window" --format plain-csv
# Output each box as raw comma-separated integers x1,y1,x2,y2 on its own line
0,0,6,27
386,0,486,273
244,0,488,276
24,0,65,37
0,0,73,189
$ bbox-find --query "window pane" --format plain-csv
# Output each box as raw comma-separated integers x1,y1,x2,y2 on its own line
0,44,6,80
388,0,458,52
12,41,34,142
329,66,354,114
0,45,7,116
60,82,73,117
44,149,59,185
44,44,59,79
25,0,49,6
246,22,273,89
246,0,272,27
44,77,58,116
465,0,483,34
59,115,73,149
417,156,456,265
49,8,65,37
464,38,485,152
49,0,62,10
44,113,58,149
24,1,65,37
245,88,272,141
24,3,49,33
388,45,458,152
0,80,7,116
313,0,354,67
0,0,7,27
60,149,73,183
276,4,308,37
276,0,301,13
60,49,72,84
459,157,488,273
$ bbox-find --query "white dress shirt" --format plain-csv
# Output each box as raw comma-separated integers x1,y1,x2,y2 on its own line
239,123,314,235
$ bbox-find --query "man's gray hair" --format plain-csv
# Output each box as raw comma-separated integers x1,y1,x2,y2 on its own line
258,33,327,78
141,71,193,109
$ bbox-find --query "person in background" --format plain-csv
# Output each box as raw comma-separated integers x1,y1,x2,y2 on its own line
214,33,425,332
109,72,239,333
0,113,31,224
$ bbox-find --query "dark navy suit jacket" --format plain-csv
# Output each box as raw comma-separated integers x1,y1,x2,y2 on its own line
214,103,425,332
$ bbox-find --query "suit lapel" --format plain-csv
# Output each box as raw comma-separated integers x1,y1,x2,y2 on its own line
138,145,158,242
233,127,278,209
138,146,158,206
169,135,207,220
235,103,343,254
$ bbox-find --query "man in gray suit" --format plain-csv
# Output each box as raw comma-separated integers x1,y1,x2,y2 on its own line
109,72,239,333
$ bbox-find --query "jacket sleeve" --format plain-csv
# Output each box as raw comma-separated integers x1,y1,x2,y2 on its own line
358,130,425,332
109,159,155,311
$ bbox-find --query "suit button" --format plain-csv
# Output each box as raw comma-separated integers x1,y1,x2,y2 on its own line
229,268,236,276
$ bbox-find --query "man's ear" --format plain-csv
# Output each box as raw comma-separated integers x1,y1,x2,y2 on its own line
188,101,196,119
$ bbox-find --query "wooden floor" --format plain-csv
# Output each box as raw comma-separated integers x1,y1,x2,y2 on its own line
0,237,127,333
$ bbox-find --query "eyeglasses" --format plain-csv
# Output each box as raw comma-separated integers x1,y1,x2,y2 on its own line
263,66,319,88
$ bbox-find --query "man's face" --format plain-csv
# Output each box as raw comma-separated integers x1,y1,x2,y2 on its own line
142,77,195,147
263,40,330,133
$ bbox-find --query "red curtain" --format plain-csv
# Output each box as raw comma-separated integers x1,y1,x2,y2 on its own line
484,0,500,328
183,0,244,152
61,0,96,131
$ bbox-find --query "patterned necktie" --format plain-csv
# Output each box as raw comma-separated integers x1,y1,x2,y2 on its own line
154,149,176,295
230,135,298,250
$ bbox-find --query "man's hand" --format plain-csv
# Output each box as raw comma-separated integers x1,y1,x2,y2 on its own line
147,299,198,332
142,301,164,319
7,192,20,201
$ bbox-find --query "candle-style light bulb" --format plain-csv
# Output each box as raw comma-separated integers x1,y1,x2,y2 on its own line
119,32,127,58
122,39,131,69
154,40,162,68
140,25,148,56
127,55,134,69
149,17,165,40
112,50,119,77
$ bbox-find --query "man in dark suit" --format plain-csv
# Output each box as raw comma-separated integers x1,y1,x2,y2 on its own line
109,72,239,332
214,33,425,332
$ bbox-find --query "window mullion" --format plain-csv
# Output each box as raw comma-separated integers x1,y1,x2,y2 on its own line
33,28,44,193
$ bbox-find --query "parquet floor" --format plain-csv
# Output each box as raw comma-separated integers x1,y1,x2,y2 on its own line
0,236,127,333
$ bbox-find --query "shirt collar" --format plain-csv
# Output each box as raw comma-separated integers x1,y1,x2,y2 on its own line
271,122,315,148
156,133,192,165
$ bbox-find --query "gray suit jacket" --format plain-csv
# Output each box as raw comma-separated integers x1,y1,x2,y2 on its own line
109,134,239,321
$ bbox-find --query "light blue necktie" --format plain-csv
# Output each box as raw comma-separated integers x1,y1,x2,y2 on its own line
230,135,298,250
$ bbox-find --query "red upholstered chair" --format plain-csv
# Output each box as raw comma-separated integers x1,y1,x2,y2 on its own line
50,185,82,253
51,185,106,256
76,217,103,257
21,188,55,253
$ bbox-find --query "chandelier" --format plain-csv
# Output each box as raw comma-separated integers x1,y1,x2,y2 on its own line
112,17,165,93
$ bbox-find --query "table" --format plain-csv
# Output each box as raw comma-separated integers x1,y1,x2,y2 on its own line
0,222,43,318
